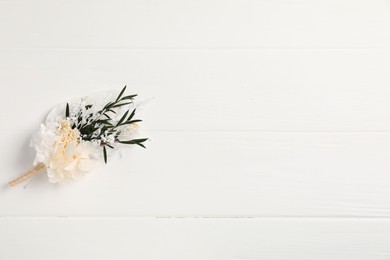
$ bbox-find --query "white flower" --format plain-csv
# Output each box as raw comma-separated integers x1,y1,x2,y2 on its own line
47,141,97,183
31,119,99,183
30,122,60,166
101,132,115,145
47,120,99,183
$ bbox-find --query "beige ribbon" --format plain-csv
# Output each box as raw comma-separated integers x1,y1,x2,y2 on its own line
8,163,45,187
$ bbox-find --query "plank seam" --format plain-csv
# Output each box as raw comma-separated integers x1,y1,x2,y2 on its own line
2,48,390,52
1,216,390,220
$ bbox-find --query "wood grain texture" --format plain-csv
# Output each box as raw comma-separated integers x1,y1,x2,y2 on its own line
1,0,390,49
1,0,390,258
1,218,389,260
1,50,390,131
2,131,390,217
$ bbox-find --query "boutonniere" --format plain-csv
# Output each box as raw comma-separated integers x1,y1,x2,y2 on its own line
9,86,148,186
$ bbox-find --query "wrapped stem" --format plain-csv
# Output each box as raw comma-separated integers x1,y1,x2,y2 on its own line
8,163,45,187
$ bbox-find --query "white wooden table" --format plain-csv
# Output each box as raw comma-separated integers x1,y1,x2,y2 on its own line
1,1,390,259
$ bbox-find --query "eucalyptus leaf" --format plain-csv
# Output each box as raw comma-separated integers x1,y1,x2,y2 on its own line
116,85,127,102
127,108,136,122
117,110,129,125
120,94,137,101
65,103,70,117
111,102,132,108
120,119,142,125
103,146,107,164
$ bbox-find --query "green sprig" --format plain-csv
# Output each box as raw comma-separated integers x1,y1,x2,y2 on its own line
64,86,147,164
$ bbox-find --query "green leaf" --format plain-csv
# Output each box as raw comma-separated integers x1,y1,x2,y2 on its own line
116,85,127,102
117,110,129,125
120,119,142,125
103,146,107,164
118,138,148,148
101,113,110,120
102,101,113,111
127,108,136,122
106,109,116,114
134,138,149,143
120,94,137,101
79,124,96,135
111,102,132,108
96,119,109,123
96,119,114,127
65,103,70,117
135,142,146,148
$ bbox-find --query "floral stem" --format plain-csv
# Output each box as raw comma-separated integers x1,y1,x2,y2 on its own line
8,163,45,187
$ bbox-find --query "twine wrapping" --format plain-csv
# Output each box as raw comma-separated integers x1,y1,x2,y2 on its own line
8,163,45,187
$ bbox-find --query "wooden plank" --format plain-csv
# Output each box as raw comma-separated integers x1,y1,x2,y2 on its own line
0,218,389,260
1,50,390,131
1,0,390,49
2,131,390,217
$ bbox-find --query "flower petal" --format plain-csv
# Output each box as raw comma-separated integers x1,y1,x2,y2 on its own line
78,159,95,172
63,159,78,171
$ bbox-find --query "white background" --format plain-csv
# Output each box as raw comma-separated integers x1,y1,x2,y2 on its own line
1,0,390,259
